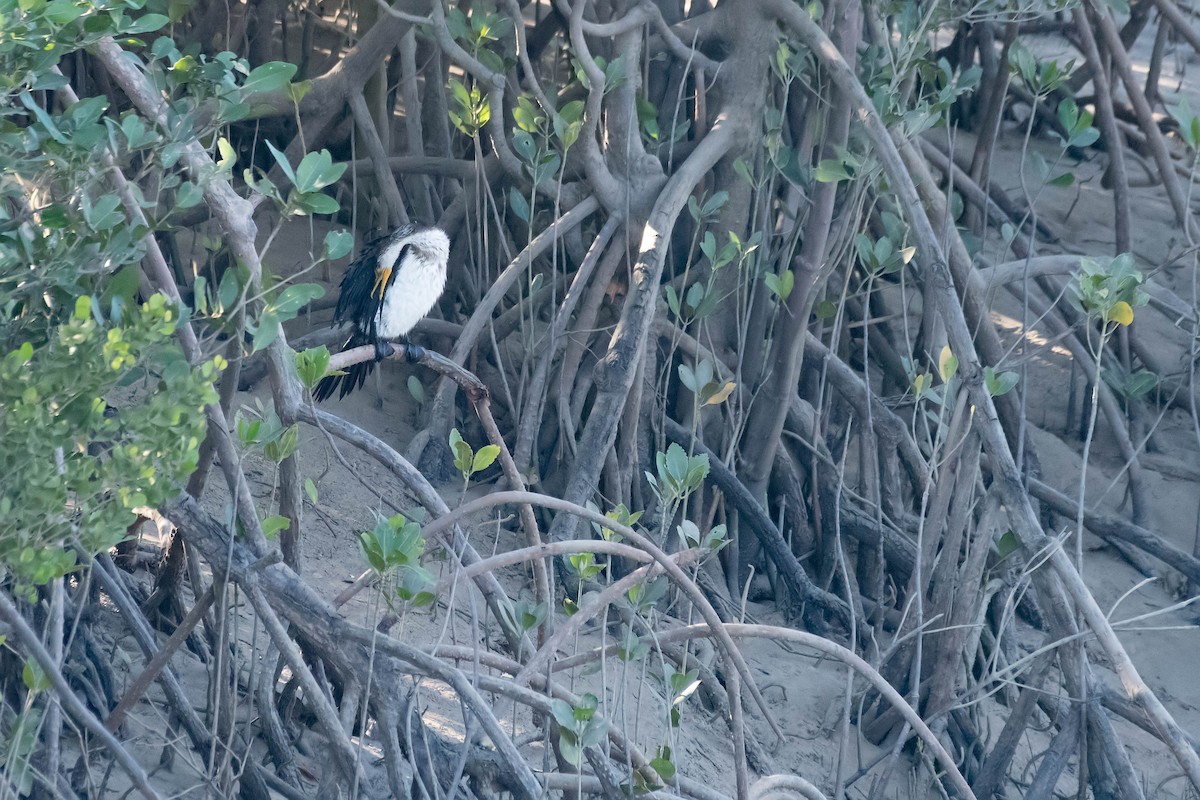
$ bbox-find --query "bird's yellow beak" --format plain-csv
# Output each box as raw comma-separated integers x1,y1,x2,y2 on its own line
371,266,392,299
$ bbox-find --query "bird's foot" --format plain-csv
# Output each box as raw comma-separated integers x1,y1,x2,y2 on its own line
373,340,396,360
403,343,427,363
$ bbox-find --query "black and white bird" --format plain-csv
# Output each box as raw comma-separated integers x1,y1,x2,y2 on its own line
313,224,450,401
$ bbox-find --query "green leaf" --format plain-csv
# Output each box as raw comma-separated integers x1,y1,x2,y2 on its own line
938,346,957,382
509,187,531,223
513,95,541,132
733,157,754,185
44,0,85,24
407,374,425,404
272,283,325,317
700,191,728,216
287,80,312,104
764,270,794,301
549,699,577,730
574,692,599,720
983,366,1019,397
176,181,204,209
261,514,290,538
294,149,345,193
265,140,295,184
665,285,681,317
555,103,583,148
651,748,676,782
996,530,1020,558
217,267,241,313
105,265,142,308
242,61,297,95
294,346,331,390
449,429,474,477
125,13,170,33
912,372,931,400
39,204,69,229
1124,370,1157,398
322,230,353,261
813,158,851,183
472,444,500,474
304,478,319,504
22,661,50,692
252,311,280,352
512,130,536,164
678,359,712,396
296,192,340,215
264,424,300,462
1057,96,1079,132
665,443,688,484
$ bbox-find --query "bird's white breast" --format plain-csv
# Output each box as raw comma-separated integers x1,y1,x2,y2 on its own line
375,238,448,339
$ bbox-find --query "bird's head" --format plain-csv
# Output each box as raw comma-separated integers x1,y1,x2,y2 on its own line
372,225,451,298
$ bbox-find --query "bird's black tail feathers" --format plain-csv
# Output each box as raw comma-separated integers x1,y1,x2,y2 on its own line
312,333,378,402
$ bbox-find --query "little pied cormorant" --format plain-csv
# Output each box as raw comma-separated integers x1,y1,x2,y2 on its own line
313,224,450,401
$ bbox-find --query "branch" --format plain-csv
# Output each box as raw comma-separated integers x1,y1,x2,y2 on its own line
103,583,219,733
1091,0,1197,238
348,92,409,227
425,195,601,432
766,0,1200,790
92,37,284,551
421,488,784,752
327,343,488,400
663,417,855,630
166,494,544,800
294,403,535,655
1150,0,1200,56
552,118,737,527
0,591,163,800
1028,478,1200,584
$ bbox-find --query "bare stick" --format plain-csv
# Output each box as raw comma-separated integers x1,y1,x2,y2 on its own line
418,488,783,743
472,397,553,630
664,417,853,627
748,774,830,800
1150,0,1200,56
425,195,601,434
767,1,1200,789
1073,6,1131,254
0,591,164,800
431,648,729,800
1028,478,1200,583
327,342,488,395
90,554,212,749
348,91,410,228
1091,1,1197,238
166,494,543,800
242,580,366,788
295,404,535,655
325,341,550,625
104,584,217,732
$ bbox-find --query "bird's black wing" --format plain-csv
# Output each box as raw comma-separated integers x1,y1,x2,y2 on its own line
312,325,377,401
332,235,386,337
314,227,415,402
